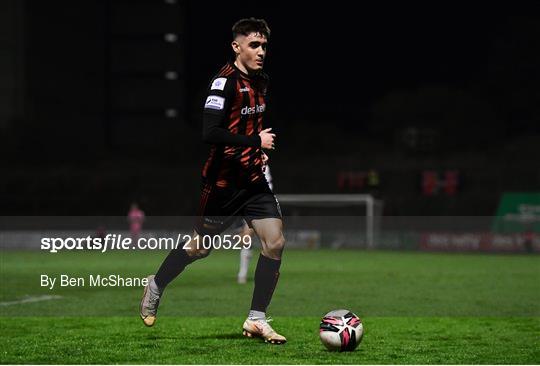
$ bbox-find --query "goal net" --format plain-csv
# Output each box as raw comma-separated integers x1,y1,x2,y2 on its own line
276,194,384,249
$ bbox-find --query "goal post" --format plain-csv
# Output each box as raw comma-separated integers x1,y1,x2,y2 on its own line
276,194,383,249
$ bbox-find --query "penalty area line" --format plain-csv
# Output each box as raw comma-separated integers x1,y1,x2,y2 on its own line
0,295,63,307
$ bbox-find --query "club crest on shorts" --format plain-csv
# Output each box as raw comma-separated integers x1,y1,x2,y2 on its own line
274,195,282,217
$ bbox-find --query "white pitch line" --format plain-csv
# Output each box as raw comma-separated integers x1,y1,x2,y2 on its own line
0,295,63,306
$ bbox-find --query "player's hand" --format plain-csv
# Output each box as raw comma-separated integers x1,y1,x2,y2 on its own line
259,128,276,150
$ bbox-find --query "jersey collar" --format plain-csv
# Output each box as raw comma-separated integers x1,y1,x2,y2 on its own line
231,61,260,80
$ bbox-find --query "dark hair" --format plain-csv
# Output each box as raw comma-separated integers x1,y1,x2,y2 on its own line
232,18,270,39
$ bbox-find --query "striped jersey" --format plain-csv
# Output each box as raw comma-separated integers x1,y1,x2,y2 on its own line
201,62,269,188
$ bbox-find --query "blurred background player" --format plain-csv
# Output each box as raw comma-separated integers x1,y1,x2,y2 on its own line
140,18,287,344
128,202,145,242
237,158,273,284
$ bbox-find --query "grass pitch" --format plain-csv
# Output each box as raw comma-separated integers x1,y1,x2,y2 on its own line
1,249,539,364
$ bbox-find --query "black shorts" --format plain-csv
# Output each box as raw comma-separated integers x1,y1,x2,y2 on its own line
194,180,282,236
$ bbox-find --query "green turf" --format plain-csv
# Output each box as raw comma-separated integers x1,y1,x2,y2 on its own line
1,316,538,364
1,250,539,364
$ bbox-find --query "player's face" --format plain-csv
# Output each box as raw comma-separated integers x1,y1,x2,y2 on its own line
232,32,268,74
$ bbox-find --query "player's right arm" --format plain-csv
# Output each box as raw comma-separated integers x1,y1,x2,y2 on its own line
202,77,275,148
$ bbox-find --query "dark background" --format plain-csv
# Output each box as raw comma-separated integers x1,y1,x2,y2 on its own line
2,1,539,215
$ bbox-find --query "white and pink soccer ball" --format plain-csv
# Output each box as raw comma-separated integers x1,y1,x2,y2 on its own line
319,309,364,352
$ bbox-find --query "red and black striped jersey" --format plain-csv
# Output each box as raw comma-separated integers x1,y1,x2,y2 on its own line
201,62,269,188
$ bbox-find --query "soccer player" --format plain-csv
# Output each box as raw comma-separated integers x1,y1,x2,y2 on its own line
127,202,145,242
140,18,287,344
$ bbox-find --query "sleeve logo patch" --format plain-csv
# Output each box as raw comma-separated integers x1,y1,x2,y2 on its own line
205,95,225,110
211,77,227,91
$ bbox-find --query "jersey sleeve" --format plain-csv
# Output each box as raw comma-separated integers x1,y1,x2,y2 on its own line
202,76,261,147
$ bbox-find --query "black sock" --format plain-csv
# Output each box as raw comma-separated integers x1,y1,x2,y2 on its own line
250,254,282,312
154,243,194,290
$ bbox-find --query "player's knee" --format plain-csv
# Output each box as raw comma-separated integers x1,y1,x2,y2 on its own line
263,235,285,259
185,247,212,260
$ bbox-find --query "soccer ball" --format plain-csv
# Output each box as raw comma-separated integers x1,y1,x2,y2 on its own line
319,309,364,352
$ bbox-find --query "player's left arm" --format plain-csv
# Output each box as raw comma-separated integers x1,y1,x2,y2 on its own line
202,76,262,147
